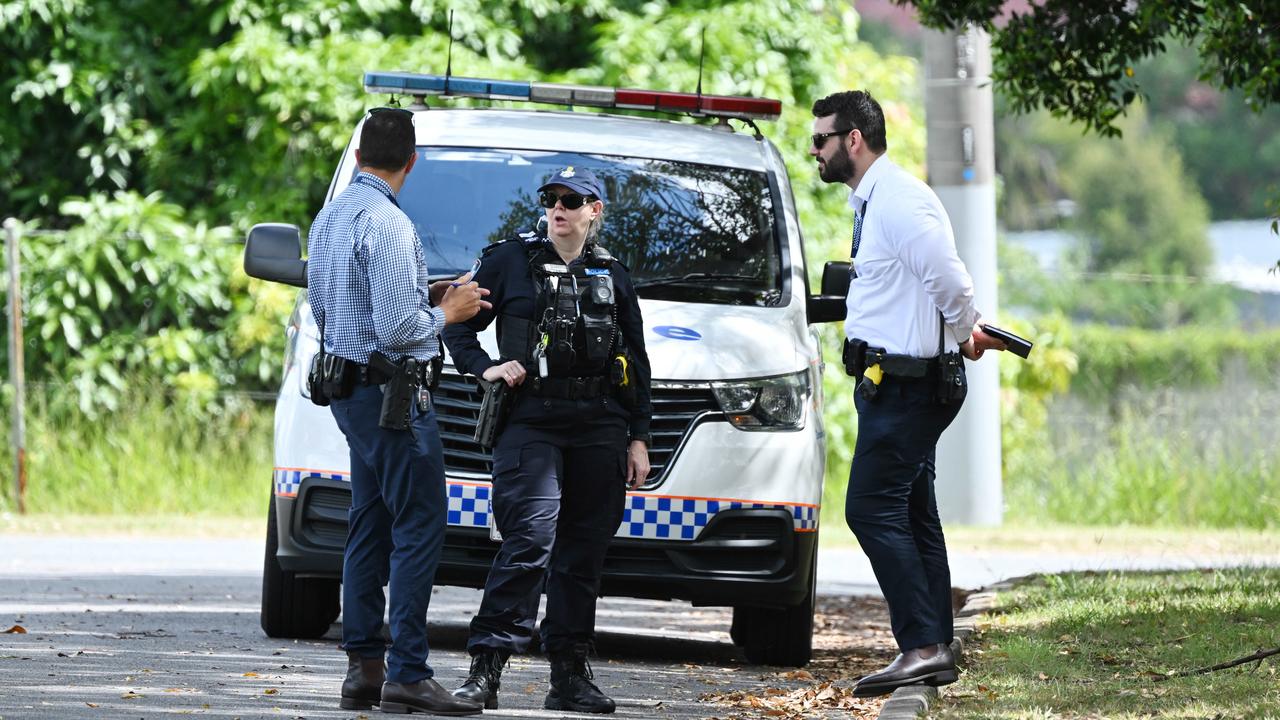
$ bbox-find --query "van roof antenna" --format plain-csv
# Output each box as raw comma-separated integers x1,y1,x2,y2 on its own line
444,9,455,95
695,27,706,110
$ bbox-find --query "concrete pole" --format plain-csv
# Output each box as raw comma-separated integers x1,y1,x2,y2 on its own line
5,218,26,514
924,27,1002,526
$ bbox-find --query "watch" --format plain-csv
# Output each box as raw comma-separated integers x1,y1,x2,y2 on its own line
629,434,652,446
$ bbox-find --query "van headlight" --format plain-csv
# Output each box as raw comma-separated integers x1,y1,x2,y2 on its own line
711,371,809,430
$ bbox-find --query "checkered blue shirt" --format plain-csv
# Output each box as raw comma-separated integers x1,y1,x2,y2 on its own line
306,172,446,364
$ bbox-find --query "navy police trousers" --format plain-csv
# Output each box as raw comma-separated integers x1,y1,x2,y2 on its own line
467,402,628,656
329,384,447,684
845,373,963,652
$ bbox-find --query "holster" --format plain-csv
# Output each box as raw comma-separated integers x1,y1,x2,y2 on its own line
842,338,869,378
473,379,513,449
369,351,417,431
307,353,331,407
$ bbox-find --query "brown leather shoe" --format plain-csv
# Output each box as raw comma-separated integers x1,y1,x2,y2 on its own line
381,678,483,716
339,652,385,710
853,643,958,697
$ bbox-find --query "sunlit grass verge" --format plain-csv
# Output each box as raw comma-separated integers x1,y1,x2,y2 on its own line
0,384,272,518
939,568,1280,720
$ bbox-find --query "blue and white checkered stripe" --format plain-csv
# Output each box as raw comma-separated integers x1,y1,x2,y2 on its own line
273,469,345,496
274,471,816,538
620,496,818,540
447,483,492,529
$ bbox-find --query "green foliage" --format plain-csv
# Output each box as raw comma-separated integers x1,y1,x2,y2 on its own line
1070,324,1280,397
942,569,1280,718
903,0,1280,137
0,380,272,515
1062,117,1212,276
2,196,293,410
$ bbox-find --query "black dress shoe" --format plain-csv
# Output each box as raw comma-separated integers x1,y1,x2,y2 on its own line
853,644,958,698
339,652,385,710
381,678,483,715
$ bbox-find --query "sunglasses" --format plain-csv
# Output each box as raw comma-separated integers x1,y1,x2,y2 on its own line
539,191,596,210
811,127,853,149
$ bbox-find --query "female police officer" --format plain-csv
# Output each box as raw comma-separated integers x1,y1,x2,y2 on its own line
442,166,652,714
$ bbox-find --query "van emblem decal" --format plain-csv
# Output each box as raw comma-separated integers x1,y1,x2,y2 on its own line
654,325,701,341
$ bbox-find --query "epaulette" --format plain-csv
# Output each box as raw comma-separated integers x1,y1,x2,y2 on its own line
480,236,527,257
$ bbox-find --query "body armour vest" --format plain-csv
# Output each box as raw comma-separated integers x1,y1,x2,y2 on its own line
496,238,619,378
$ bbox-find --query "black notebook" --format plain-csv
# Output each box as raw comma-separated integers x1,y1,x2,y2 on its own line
981,324,1033,359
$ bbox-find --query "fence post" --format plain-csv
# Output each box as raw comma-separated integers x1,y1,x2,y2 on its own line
4,218,25,514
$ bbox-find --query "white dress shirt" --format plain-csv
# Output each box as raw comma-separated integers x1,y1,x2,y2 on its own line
844,155,981,357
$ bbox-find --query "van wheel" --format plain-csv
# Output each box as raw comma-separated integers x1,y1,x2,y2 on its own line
733,541,816,667
260,496,340,639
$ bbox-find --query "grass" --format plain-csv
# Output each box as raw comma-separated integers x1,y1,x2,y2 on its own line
0,512,261,537
0,385,274,517
821,383,1280,532
818,522,1280,559
939,568,1280,719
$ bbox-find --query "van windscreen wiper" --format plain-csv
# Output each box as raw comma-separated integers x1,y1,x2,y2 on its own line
634,272,760,289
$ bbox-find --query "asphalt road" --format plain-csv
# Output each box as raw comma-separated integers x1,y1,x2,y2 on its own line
0,538,895,719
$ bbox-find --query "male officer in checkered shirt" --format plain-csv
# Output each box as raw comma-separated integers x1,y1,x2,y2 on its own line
306,107,489,716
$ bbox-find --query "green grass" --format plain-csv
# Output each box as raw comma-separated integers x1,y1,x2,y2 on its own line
0,385,273,517
821,384,1280,531
939,568,1280,719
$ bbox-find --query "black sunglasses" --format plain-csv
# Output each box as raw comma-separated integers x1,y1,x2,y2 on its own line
539,191,595,210
811,127,854,149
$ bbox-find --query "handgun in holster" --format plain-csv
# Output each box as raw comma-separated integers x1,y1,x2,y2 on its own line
369,351,417,431
473,378,514,449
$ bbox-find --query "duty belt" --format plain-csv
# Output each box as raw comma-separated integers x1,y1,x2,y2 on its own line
861,349,934,378
525,375,611,400
352,359,433,386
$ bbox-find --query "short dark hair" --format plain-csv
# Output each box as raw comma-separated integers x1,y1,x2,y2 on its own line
358,108,415,171
812,91,887,153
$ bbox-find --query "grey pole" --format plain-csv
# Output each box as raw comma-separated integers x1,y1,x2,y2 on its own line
5,218,26,514
924,27,1002,526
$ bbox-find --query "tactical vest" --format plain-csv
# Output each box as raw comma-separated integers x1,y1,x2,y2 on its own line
495,236,619,379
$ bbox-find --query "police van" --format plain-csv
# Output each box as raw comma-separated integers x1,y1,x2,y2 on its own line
243,71,849,667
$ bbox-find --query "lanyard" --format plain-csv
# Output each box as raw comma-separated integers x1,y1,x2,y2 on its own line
354,175,400,208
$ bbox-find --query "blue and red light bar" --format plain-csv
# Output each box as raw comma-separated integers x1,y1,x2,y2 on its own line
363,71,782,121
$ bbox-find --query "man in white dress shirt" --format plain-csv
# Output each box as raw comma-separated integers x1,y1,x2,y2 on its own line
810,90,1005,697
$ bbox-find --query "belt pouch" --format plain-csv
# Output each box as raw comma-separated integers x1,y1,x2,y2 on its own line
579,313,612,365
307,353,331,406
935,352,967,405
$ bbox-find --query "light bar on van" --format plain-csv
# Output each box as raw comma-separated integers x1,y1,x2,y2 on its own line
363,71,782,121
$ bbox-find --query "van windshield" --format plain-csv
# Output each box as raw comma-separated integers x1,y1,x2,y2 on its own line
389,148,783,307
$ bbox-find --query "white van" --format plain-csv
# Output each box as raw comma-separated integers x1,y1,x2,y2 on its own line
243,71,849,667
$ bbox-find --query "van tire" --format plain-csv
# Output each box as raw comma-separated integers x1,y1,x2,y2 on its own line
733,542,816,667
260,496,340,639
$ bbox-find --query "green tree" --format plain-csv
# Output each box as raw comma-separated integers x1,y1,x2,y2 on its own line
1064,117,1212,276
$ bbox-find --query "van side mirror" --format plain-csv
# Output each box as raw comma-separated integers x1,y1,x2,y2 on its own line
805,261,850,323
244,223,307,288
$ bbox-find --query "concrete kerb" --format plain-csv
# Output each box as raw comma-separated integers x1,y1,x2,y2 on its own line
873,581,1013,719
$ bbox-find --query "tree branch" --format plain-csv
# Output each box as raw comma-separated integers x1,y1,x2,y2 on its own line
1156,646,1280,680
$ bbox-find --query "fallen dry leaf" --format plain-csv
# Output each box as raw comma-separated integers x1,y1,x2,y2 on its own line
3,624,27,634
121,691,143,700
242,671,260,677
264,688,279,695
85,703,99,708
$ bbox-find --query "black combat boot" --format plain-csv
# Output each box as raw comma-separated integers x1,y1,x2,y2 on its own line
452,648,510,709
339,651,385,710
544,644,616,714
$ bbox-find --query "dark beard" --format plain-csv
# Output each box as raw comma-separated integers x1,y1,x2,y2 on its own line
819,145,855,184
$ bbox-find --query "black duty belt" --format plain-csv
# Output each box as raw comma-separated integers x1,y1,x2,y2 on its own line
525,375,611,400
863,348,934,378
351,359,433,387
